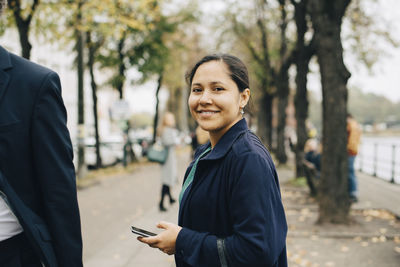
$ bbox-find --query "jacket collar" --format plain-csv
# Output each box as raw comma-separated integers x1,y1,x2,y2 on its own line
0,46,12,105
203,118,249,161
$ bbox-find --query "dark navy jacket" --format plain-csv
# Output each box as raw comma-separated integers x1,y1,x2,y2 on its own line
175,119,287,267
0,46,83,266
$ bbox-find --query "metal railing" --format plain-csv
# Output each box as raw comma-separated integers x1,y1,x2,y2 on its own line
356,142,399,184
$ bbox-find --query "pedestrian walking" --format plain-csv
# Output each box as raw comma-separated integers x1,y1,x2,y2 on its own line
0,2,83,266
138,54,287,266
347,113,362,202
158,112,179,212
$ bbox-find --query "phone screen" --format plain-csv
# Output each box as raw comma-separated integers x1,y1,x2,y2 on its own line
131,226,157,237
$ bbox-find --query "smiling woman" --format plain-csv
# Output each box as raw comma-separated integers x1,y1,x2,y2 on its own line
138,54,288,267
187,57,250,148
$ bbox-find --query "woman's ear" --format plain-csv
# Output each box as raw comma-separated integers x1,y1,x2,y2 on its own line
240,88,251,108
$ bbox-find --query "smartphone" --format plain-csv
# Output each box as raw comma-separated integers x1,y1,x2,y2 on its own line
131,226,157,237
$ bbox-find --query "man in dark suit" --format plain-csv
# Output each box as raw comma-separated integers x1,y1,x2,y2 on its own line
0,1,83,266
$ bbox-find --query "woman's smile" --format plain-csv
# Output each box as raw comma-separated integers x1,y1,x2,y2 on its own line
197,110,220,118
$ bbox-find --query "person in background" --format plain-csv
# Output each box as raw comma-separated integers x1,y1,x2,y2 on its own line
303,138,322,196
347,113,362,203
190,125,209,158
195,125,209,146
158,112,179,212
304,138,321,174
0,1,83,266
139,54,287,266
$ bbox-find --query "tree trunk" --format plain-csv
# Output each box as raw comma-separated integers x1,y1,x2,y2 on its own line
257,89,274,150
15,17,32,59
180,84,189,133
294,54,310,178
292,0,314,178
308,0,352,224
276,77,289,164
276,0,290,164
87,32,102,169
152,73,163,143
8,0,39,59
76,0,85,177
167,87,181,129
167,87,183,130
117,36,126,99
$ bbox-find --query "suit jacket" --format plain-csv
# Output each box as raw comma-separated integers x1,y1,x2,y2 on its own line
0,46,83,267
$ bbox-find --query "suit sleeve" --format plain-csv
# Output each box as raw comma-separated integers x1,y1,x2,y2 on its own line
175,153,287,266
31,71,83,267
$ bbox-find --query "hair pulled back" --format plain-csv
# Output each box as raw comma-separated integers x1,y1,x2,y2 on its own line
185,54,249,92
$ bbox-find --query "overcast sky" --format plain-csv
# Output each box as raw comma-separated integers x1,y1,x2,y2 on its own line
345,0,400,102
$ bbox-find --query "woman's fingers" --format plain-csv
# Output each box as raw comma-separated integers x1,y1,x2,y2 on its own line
157,221,170,229
159,248,173,255
137,235,159,245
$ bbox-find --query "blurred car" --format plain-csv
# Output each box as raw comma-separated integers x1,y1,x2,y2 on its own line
73,135,124,169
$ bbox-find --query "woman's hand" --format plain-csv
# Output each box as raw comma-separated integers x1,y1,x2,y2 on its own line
137,221,182,255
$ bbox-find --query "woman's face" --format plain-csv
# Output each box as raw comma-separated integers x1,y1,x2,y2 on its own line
188,61,250,138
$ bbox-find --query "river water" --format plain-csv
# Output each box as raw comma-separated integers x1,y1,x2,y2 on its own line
356,136,400,184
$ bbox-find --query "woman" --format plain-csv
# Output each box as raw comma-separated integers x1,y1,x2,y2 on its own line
139,54,287,266
158,112,178,211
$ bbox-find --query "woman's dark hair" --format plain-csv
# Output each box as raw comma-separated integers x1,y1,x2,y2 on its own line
185,54,249,92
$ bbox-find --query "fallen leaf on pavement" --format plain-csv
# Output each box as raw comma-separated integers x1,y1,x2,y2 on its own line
340,246,349,252
361,241,369,247
299,249,308,256
379,228,387,234
371,237,379,243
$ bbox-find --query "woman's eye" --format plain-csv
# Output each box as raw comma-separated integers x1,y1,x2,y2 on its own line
192,88,202,92
214,87,224,91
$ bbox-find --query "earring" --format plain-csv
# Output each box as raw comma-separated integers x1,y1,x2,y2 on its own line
240,108,244,115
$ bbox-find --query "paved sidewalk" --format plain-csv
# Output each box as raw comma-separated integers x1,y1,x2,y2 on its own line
278,165,400,217
354,172,400,217
279,165,400,267
80,150,190,267
83,197,179,267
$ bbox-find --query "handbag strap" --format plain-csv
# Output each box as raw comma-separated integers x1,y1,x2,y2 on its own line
179,147,211,204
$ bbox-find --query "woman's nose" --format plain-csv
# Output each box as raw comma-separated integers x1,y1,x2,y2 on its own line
199,90,212,104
